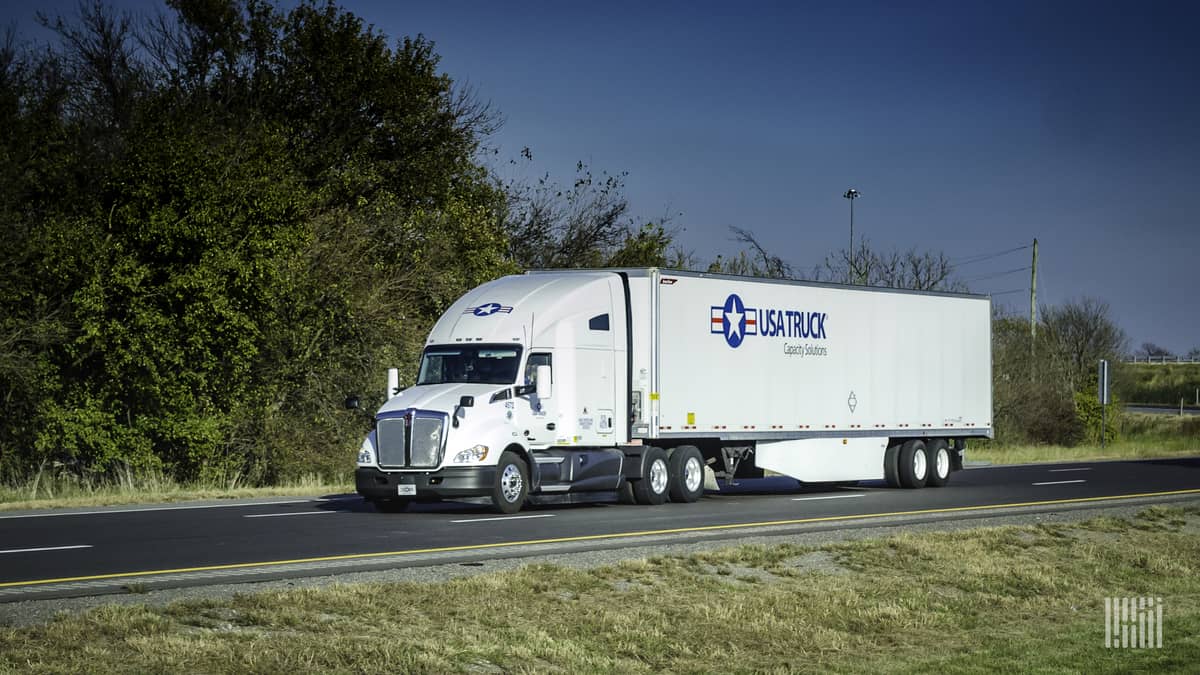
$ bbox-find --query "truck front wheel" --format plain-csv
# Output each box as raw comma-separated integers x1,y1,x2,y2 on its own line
491,451,529,514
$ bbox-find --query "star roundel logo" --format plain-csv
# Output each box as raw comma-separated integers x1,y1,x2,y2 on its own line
710,293,755,348
465,302,513,317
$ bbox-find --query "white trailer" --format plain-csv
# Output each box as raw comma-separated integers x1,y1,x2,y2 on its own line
353,269,992,512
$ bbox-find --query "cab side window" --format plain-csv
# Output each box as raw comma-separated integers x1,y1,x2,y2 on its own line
525,353,552,387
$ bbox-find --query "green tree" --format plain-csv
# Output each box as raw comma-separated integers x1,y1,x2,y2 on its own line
0,0,516,483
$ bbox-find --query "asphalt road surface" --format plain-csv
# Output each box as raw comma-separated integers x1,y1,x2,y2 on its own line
2,456,1198,602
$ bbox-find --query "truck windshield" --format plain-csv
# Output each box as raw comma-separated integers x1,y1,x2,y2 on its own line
416,345,523,385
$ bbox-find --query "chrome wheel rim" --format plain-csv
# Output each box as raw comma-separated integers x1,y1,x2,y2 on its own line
684,456,703,493
500,463,523,503
914,449,927,481
936,447,950,479
650,458,668,494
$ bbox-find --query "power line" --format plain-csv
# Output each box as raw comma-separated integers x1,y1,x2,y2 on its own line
986,288,1027,296
951,244,1032,268
964,266,1032,284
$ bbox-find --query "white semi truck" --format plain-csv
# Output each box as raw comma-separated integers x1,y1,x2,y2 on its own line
353,269,992,513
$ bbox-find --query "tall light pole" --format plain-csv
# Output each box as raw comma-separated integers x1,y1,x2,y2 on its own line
843,189,860,284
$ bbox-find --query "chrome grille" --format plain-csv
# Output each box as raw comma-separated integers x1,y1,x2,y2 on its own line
376,418,407,468
410,417,444,468
374,411,446,469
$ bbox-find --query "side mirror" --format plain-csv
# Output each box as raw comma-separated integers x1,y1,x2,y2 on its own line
452,395,474,429
344,395,360,410
535,364,552,400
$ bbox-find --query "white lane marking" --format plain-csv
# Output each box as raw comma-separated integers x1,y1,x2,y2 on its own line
451,514,556,524
792,494,866,501
0,496,357,520
0,545,93,555
1048,468,1093,473
1032,480,1087,486
244,511,339,519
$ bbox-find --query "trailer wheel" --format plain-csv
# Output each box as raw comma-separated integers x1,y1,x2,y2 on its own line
925,439,951,487
898,440,928,489
372,498,411,513
883,442,902,488
632,447,669,505
491,451,529,514
668,446,705,503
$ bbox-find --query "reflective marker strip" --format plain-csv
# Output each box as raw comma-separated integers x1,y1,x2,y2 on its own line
0,545,92,555
1048,468,1093,473
1033,480,1087,486
2,488,1198,589
791,494,866,501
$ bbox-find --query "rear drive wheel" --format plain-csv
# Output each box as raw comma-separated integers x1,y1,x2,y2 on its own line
898,440,928,489
632,447,669,505
925,439,951,487
491,451,529,514
668,446,705,503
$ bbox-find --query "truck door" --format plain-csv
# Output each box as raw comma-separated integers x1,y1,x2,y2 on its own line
521,352,558,445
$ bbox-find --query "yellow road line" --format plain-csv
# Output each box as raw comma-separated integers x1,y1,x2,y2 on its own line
3,487,1199,589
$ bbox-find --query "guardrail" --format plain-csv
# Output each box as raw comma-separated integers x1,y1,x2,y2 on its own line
1125,356,1200,364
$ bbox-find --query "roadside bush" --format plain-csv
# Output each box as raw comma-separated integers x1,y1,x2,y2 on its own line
1073,386,1121,444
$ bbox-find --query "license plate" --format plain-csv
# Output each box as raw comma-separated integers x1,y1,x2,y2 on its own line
397,484,417,497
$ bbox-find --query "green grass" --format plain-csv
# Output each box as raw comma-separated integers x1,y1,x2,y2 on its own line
1116,363,1200,407
974,412,1200,465
2,506,1198,673
0,469,352,512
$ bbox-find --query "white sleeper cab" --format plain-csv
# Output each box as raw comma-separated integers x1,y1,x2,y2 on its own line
352,269,993,513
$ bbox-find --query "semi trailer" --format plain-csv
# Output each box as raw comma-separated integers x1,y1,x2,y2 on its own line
353,269,992,513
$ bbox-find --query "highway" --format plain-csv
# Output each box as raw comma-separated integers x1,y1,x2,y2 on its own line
1,456,1198,602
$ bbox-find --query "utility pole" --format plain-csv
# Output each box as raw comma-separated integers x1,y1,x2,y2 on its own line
1030,238,1038,357
843,189,860,284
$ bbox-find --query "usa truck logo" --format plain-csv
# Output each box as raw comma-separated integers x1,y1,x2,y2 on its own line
711,294,757,348
465,302,513,317
710,293,828,349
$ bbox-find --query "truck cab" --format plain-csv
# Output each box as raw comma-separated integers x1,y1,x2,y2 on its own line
354,271,641,513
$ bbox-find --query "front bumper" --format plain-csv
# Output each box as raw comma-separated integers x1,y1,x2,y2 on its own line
355,466,496,501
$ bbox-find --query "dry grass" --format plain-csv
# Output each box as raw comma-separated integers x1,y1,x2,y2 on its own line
0,471,352,512
2,507,1198,673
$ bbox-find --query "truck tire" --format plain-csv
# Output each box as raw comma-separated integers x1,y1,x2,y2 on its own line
897,440,928,489
632,447,669,505
491,451,529,514
883,442,902,488
668,446,705,503
925,439,951,487
372,498,411,513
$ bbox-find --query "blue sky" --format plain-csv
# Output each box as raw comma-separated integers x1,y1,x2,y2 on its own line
7,1,1199,354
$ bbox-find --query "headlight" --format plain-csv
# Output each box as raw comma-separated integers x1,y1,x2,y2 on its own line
452,445,489,464
357,437,374,465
